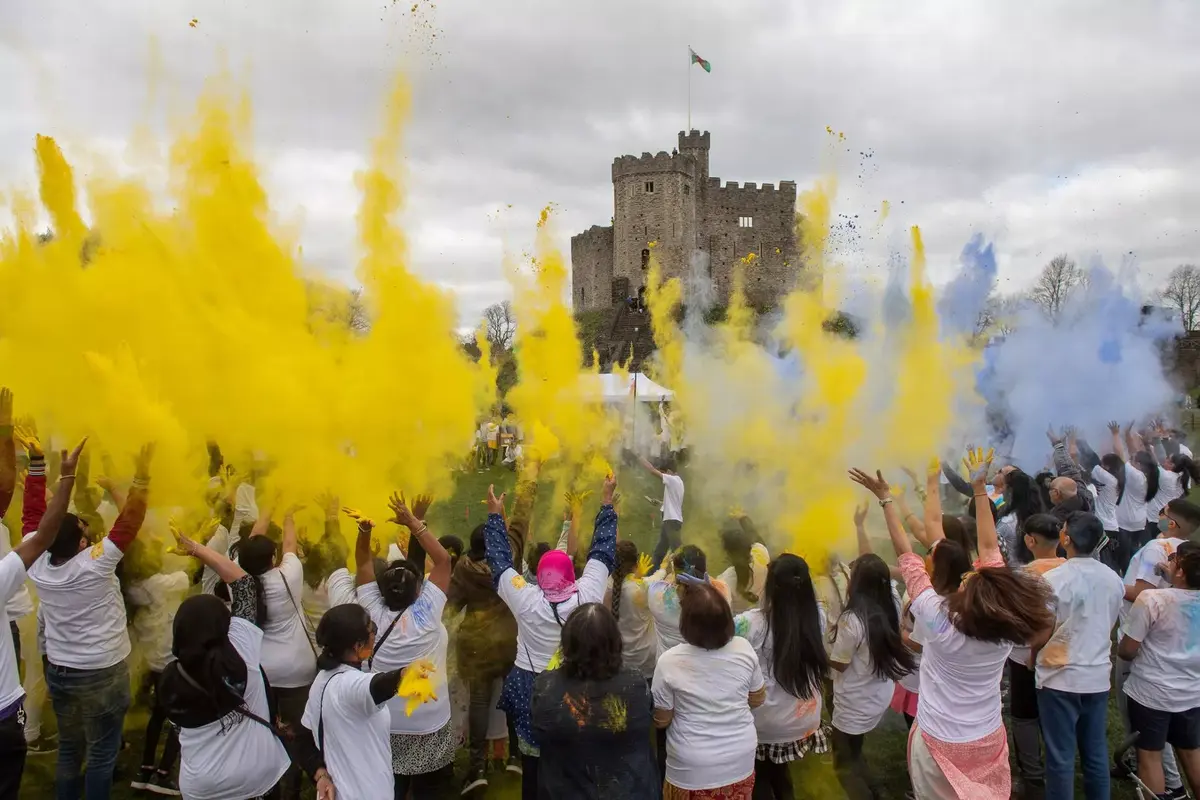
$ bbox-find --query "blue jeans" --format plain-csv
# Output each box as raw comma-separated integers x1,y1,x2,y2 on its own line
1037,687,1110,800
45,659,130,800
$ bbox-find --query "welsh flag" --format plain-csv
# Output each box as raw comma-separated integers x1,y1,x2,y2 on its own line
689,47,711,73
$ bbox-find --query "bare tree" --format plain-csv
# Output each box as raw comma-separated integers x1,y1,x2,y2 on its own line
483,300,517,352
971,293,1021,343
1161,264,1200,331
347,288,370,334
1030,254,1085,321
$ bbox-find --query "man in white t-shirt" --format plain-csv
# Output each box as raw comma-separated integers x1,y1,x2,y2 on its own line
24,443,153,798
638,455,684,570
1034,511,1124,800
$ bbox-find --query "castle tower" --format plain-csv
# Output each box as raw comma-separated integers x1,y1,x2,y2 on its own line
677,130,710,201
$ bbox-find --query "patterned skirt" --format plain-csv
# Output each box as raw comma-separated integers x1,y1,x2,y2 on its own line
663,774,755,800
498,665,540,757
390,719,457,776
755,725,831,764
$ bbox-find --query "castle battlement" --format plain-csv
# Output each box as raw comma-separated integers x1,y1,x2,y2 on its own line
611,150,697,180
571,224,614,243
708,178,793,194
677,129,711,150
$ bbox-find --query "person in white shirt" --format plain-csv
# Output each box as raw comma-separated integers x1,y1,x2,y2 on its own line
608,540,659,679
1114,498,1200,794
25,440,153,800
163,527,330,800
637,455,684,570
347,493,456,798
1110,423,1150,573
303,603,410,800
653,580,766,797
827,552,913,800
646,546,733,658
1033,512,1125,800
734,553,829,799
1118,542,1200,798
0,431,83,799
716,522,769,616
851,454,1056,800
484,478,618,799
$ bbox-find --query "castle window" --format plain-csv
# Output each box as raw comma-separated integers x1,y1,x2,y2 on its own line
739,216,754,228
645,181,654,193
684,184,691,195
641,249,650,270
580,287,585,306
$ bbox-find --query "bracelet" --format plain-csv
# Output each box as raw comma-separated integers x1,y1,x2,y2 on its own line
973,492,989,498
58,474,77,482
878,498,893,508
411,523,429,536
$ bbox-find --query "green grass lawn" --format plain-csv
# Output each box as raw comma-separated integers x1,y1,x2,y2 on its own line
18,460,1148,798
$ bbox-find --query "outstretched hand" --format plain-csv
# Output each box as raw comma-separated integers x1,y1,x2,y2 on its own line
848,468,890,500
14,423,42,458
59,438,88,478
485,485,506,516
1107,421,1121,435
962,447,994,490
342,507,375,532
853,500,869,528
603,473,618,506
635,552,653,578
134,443,156,481
0,388,12,429
410,494,433,522
388,492,421,530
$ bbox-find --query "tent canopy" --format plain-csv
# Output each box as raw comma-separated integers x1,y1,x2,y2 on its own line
581,372,674,403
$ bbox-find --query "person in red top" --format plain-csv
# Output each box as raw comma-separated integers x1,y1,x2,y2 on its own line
22,437,153,800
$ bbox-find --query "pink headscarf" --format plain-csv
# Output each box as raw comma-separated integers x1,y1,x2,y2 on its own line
537,550,578,603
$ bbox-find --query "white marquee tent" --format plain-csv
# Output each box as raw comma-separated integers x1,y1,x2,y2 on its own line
580,372,674,403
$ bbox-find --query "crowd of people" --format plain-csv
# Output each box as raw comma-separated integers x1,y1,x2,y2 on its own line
2,384,1200,800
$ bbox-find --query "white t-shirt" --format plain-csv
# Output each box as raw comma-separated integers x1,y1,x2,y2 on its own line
1123,588,1200,712
1091,466,1120,532
1121,537,1185,632
1181,444,1194,459
900,606,928,694
127,571,190,673
177,618,291,800
661,474,685,523
1116,463,1149,531
257,553,318,689
736,606,825,744
652,638,765,791
615,576,657,678
497,559,611,672
301,568,356,633
0,552,28,711
717,543,770,616
910,586,1013,743
829,611,895,735
359,580,450,735
1036,558,1124,693
27,535,130,670
0,523,32,622
1147,467,1184,523
302,666,393,800
647,578,733,658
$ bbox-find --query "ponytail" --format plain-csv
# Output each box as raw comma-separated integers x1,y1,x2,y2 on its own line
611,541,639,621
231,537,275,627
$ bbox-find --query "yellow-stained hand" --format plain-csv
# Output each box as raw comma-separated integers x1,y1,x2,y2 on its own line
962,447,995,489
397,659,438,716
485,485,506,516
410,494,433,522
342,507,375,531
0,388,12,429
168,521,198,557
927,456,941,478
387,492,421,530
14,423,42,457
635,552,653,578
134,443,156,481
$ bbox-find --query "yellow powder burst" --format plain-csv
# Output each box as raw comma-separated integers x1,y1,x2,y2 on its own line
0,73,490,541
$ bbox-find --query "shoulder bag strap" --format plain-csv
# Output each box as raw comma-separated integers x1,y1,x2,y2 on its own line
366,613,404,672
175,663,283,742
281,577,319,658
316,671,346,754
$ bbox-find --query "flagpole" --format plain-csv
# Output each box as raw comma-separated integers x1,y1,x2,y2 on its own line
687,46,692,131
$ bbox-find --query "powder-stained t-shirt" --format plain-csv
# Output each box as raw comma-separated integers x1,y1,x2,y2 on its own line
736,605,826,744
1037,558,1124,693
1123,588,1200,712
531,667,657,799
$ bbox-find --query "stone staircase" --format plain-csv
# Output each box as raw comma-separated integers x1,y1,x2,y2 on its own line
601,305,657,371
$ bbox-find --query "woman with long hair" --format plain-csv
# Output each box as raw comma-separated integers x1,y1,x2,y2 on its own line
229,508,317,800
653,581,766,800
734,554,829,800
610,540,659,679
531,603,657,798
301,603,411,800
347,492,455,799
163,530,330,800
996,468,1046,565
850,451,1055,800
1111,423,1150,572
828,552,913,800
647,545,733,657
717,523,769,615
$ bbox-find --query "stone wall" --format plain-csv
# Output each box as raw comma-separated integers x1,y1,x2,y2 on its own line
702,180,800,307
569,225,613,311
612,150,699,299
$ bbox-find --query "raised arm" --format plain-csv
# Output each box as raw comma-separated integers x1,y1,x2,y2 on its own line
1048,427,1083,481
172,521,248,585
849,469,910,557
0,389,15,518
281,506,300,555
15,440,86,568
107,444,153,552
505,463,540,570
388,493,450,592
345,509,376,587
1109,421,1126,460
964,448,1002,565
853,501,872,556
584,475,619,573
922,458,945,546
894,488,931,548
637,454,663,479
17,427,46,535
483,484,515,587
941,460,974,498
1125,423,1143,459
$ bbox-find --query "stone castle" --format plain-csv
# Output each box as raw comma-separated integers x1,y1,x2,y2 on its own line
570,130,801,312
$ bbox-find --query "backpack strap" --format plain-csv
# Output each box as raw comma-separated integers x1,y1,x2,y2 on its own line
366,613,403,672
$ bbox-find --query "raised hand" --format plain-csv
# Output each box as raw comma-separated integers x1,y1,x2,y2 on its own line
848,468,891,500
410,494,433,522
59,438,88,478
962,447,994,489
485,485,506,516
636,552,653,578
316,492,339,518
853,500,869,528
134,443,156,481
388,492,420,529
168,520,199,557
14,423,42,458
1107,421,1121,435
603,473,618,506
0,388,12,429
342,507,375,531
1046,425,1063,445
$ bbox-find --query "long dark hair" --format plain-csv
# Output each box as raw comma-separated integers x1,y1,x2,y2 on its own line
930,539,973,594
1169,455,1200,495
230,537,275,627
467,524,486,561
1101,453,1126,504
560,603,623,682
1134,450,1159,503
161,595,250,728
315,604,372,671
836,554,914,681
611,541,639,621
1006,469,1046,530
945,566,1055,644
762,555,827,701
720,525,759,606
377,559,423,613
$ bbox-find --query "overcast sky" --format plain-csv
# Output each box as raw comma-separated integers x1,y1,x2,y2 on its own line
1,0,1197,324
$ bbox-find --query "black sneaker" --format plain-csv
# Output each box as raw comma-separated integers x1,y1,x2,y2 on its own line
130,767,155,790
1164,786,1189,800
506,755,523,775
25,734,58,756
460,769,488,795
146,771,181,796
